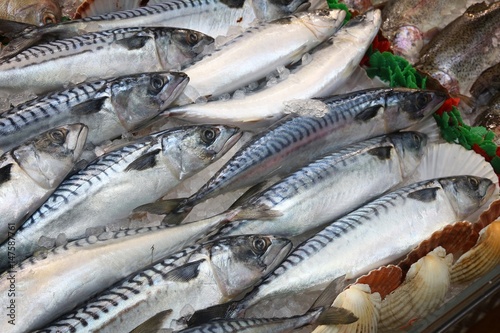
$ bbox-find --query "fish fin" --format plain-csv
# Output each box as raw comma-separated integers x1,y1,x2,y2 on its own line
403,116,441,144
457,94,476,108
367,146,393,160
130,309,173,333
231,206,283,221
407,187,438,203
164,260,203,282
186,302,235,326
116,35,151,50
354,105,382,121
311,275,349,310
229,181,274,209
316,307,358,325
162,209,192,226
125,149,161,172
133,198,186,215
0,164,13,185
0,19,34,37
70,97,107,115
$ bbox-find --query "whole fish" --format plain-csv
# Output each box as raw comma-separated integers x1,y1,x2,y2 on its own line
161,88,446,224
0,71,188,154
164,9,383,127
0,123,87,243
0,27,212,97
35,235,292,332
0,0,309,60
174,9,346,105
416,2,500,96
229,176,495,318
211,132,428,241
0,0,61,26
0,124,241,270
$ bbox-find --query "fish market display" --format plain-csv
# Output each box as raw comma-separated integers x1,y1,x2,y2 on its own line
0,124,87,243
0,125,241,269
165,9,382,127
36,235,292,332
174,8,346,105
0,71,188,154
0,27,212,97
229,176,495,317
0,0,62,26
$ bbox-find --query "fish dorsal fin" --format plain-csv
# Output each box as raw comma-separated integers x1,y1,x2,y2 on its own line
354,105,382,122
70,96,107,115
130,309,174,333
164,259,203,282
407,187,438,203
186,302,235,326
125,149,160,172
316,307,358,325
0,164,13,185
116,35,151,50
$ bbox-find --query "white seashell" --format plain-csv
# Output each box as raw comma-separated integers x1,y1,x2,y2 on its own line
378,247,453,332
313,284,381,333
74,0,146,19
451,220,500,284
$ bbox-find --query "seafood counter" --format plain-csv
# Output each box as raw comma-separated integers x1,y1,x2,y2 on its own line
0,0,499,332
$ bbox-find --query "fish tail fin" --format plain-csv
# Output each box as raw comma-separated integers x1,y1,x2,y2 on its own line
0,19,34,37
316,306,358,325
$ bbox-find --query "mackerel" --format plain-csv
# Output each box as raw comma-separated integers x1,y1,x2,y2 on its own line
0,0,310,60
0,27,212,97
0,124,87,243
164,9,382,127
229,176,495,317
0,124,241,269
212,132,428,241
0,71,188,154
174,9,345,105
35,235,292,332
163,88,446,224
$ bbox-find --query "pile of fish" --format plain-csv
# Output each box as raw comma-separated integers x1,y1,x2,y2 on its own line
0,0,499,332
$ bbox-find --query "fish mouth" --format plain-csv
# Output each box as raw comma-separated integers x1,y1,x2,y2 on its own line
160,73,190,110
262,237,292,274
217,129,243,157
70,124,89,160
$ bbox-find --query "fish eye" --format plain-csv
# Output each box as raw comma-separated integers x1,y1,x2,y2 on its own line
150,75,165,92
49,129,66,144
412,133,421,146
186,32,199,45
201,128,218,144
415,93,431,109
251,237,269,254
468,177,479,189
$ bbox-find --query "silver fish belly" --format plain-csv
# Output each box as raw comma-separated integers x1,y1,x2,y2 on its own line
0,71,188,153
230,176,495,317
35,235,292,333
0,124,241,270
0,123,87,243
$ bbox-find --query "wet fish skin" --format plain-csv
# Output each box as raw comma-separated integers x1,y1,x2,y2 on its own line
0,124,241,270
0,0,61,26
416,1,500,95
166,88,446,223
0,123,87,243
469,62,500,106
229,176,495,318
0,71,189,154
0,27,212,97
35,235,292,333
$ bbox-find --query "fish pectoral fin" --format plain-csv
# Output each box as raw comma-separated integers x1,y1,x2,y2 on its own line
354,105,382,121
407,187,439,202
186,302,235,327
164,259,204,282
125,149,161,172
116,35,152,50
0,164,13,185
70,97,107,115
130,309,174,333
316,306,359,325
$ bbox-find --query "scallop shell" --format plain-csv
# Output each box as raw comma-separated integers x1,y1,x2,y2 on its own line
73,0,148,19
474,198,500,231
313,284,381,333
451,220,500,284
378,247,453,332
355,265,403,299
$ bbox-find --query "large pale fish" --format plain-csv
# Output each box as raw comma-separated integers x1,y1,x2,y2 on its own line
0,0,310,60
0,71,188,154
229,176,495,318
0,27,212,97
174,9,346,105
161,88,446,224
416,2,500,96
35,235,292,332
0,124,87,243
0,0,61,26
164,9,383,127
0,124,241,270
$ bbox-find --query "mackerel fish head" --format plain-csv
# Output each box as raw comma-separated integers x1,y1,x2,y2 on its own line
108,71,189,130
291,9,346,39
388,131,428,178
206,235,292,300
161,125,242,180
160,29,215,70
11,123,88,189
252,0,311,22
439,175,496,220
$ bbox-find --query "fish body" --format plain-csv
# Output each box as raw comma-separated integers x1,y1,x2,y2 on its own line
167,88,446,222
0,124,241,269
174,9,346,105
0,71,188,154
0,0,61,26
470,62,500,106
35,235,292,332
230,176,495,317
0,27,212,97
165,9,383,127
0,124,87,243
416,2,500,95
214,132,428,240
